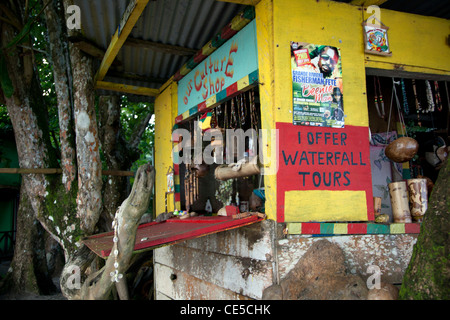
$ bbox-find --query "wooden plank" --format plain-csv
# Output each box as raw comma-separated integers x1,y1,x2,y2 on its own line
94,0,150,83
124,37,198,56
218,0,261,5
154,242,274,299
95,81,159,97
82,215,264,258
155,263,251,300
171,220,274,260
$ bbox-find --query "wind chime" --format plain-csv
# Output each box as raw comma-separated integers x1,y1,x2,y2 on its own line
373,76,385,119
184,121,199,211
214,88,261,181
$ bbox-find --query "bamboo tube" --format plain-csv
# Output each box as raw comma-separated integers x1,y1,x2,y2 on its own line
407,178,428,222
388,181,412,223
214,159,260,181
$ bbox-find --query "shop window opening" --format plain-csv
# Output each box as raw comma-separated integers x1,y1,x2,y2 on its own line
366,75,449,224
176,87,264,217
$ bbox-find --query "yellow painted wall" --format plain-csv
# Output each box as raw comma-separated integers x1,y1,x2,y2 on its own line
271,0,368,127
254,0,449,222
363,9,450,75
154,82,177,216
154,0,449,222
256,0,277,221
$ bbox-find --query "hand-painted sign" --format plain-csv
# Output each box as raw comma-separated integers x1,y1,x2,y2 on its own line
276,122,374,223
291,42,344,128
177,20,258,116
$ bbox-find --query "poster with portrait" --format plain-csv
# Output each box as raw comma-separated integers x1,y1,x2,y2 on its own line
291,42,344,128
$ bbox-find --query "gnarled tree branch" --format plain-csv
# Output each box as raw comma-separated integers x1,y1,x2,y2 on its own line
80,163,154,300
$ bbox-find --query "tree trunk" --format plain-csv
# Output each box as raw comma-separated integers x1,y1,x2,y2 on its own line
1,187,56,296
399,157,450,299
98,95,129,231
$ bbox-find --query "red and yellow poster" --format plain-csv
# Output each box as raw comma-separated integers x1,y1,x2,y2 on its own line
291,42,344,128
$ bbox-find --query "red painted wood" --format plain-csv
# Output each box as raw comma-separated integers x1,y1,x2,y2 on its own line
404,223,421,234
300,223,321,234
82,215,263,258
348,223,368,234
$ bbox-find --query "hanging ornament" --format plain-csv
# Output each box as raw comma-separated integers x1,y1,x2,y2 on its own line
434,81,442,112
411,79,422,126
240,94,246,127
110,215,124,283
373,76,385,118
425,80,435,113
400,78,409,115
230,97,237,129
384,78,419,163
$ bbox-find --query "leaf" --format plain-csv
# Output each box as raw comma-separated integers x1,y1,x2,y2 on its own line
0,53,14,98
5,18,33,50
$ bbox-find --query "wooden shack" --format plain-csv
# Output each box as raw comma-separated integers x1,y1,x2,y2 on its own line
151,0,449,300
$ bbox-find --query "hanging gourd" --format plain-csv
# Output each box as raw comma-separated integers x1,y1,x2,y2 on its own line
385,136,419,163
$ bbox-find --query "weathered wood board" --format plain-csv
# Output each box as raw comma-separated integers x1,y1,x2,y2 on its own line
154,220,275,300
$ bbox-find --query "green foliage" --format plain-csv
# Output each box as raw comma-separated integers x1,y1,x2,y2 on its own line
120,96,155,172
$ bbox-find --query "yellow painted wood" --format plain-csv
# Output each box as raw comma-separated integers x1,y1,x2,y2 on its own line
255,0,276,221
218,0,261,5
155,83,177,216
95,0,150,83
95,81,159,96
206,95,216,107
333,223,349,234
350,0,388,6
284,190,368,222
390,223,406,234
273,0,369,127
236,76,249,91
287,222,302,235
363,9,450,76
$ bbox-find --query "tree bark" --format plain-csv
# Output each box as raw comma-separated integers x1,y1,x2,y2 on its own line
98,95,129,231
43,0,77,192
399,157,450,299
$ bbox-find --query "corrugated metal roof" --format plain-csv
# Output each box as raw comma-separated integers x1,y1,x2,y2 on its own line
75,0,448,101
74,0,246,101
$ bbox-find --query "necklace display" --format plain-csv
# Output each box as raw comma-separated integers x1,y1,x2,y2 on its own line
434,81,442,112
411,79,422,126
425,80,435,113
400,78,409,115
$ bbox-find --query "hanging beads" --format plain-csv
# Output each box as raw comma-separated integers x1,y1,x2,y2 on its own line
110,215,123,283
230,97,237,129
411,79,422,126
434,81,442,112
373,76,385,118
425,80,435,113
400,78,409,115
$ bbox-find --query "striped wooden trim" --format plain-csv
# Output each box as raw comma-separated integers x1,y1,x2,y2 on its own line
287,222,421,235
175,70,258,124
